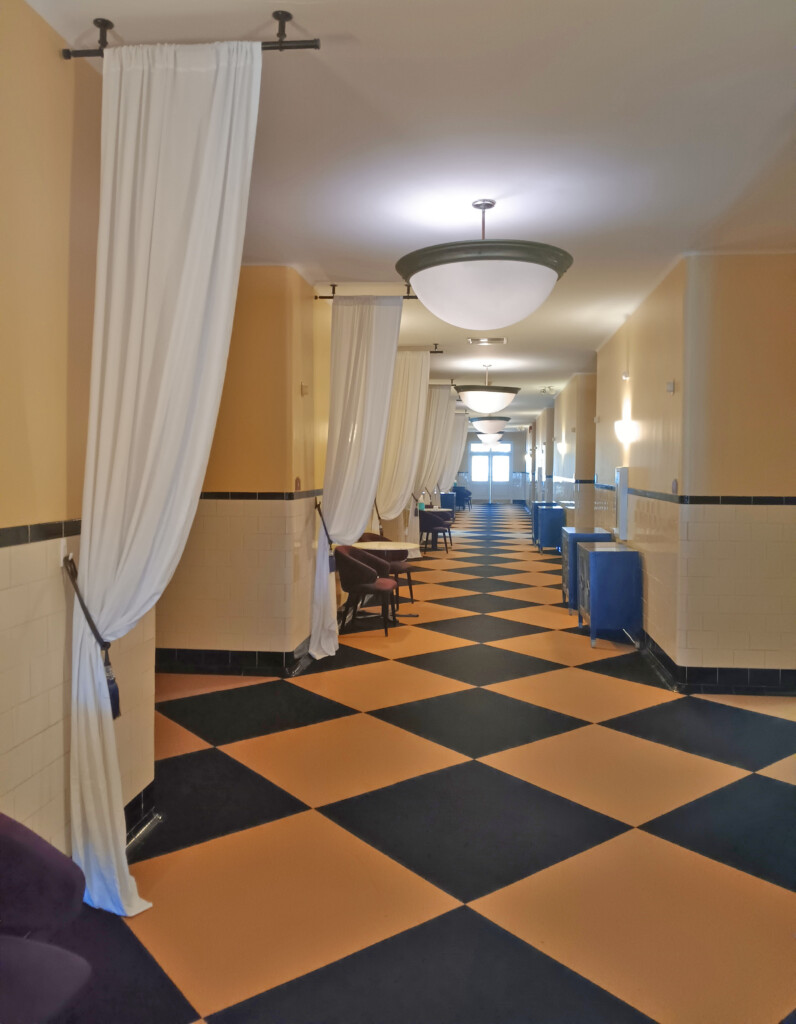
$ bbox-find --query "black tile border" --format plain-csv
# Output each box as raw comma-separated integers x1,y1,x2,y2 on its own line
199,489,323,501
155,645,309,678
0,519,81,549
642,632,796,696
591,483,794,505
124,780,157,845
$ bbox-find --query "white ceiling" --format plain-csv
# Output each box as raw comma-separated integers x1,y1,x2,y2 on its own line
31,0,796,423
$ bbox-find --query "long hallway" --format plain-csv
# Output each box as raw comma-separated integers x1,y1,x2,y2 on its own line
56,504,796,1023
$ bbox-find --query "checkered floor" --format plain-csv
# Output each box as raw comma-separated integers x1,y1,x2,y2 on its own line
57,505,796,1023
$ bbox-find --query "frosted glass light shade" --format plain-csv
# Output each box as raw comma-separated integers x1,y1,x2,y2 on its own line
396,240,573,331
470,416,510,433
455,385,519,414
477,432,504,445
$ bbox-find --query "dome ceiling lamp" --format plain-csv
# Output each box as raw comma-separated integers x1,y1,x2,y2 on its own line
455,364,519,415
477,432,504,446
470,415,510,433
395,199,573,331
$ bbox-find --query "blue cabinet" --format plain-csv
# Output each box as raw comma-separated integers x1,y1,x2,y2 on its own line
577,542,642,646
532,501,559,546
561,527,613,610
537,505,566,552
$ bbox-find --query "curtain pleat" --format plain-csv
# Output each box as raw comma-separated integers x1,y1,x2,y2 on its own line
414,385,456,499
309,297,402,660
70,42,261,915
438,411,470,492
376,351,430,521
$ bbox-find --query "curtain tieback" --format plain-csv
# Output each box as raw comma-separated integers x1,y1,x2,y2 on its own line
315,501,336,571
63,556,121,719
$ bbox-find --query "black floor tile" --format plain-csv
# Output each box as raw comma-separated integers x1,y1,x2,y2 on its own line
428,593,537,614
209,907,651,1024
418,615,551,643
579,651,671,688
603,697,796,771
157,678,356,745
437,577,528,593
128,749,307,861
372,687,584,757
643,774,796,891
444,566,525,578
303,644,387,674
321,761,625,902
453,555,519,564
50,905,199,1024
399,645,563,685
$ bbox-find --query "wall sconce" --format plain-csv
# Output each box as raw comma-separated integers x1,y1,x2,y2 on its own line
614,418,640,445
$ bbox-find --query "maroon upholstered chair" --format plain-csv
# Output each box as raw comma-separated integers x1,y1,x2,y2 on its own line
334,545,398,636
358,533,415,604
419,509,453,553
0,813,91,1023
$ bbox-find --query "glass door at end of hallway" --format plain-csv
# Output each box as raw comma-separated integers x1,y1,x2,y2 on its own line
469,442,511,503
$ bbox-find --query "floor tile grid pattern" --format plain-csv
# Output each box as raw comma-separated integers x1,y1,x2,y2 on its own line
54,504,796,1024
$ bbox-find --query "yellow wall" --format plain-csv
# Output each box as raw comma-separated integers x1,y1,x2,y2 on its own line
552,374,596,481
204,266,318,493
535,408,554,478
0,0,100,528
575,374,596,481
595,261,685,493
683,253,796,495
312,297,332,488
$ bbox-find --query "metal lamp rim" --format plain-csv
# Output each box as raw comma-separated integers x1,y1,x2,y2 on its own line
396,239,573,282
455,385,521,396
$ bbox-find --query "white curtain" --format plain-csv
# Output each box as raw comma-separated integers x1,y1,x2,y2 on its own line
376,351,430,521
439,410,470,492
309,297,402,660
414,385,456,498
71,43,261,916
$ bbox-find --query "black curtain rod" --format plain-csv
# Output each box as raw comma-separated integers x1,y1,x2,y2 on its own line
314,284,418,301
63,11,320,60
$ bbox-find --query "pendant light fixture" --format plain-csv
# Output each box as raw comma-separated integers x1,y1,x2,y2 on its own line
396,200,573,331
477,432,504,446
455,364,519,414
470,415,510,433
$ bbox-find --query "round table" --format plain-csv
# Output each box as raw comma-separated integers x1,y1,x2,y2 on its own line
351,540,421,559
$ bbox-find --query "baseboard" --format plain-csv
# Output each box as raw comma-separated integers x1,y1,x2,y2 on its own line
642,632,796,695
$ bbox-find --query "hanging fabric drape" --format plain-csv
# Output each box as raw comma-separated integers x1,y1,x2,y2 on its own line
309,297,402,660
376,351,431,521
438,410,470,492
414,385,456,498
70,42,261,916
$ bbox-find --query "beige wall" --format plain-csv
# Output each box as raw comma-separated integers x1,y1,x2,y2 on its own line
313,297,332,488
0,0,100,529
205,266,318,494
593,255,795,672
535,408,555,479
595,261,685,494
159,267,329,656
683,253,796,495
553,373,596,482
0,0,157,846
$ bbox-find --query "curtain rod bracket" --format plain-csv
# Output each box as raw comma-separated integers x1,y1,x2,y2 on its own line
62,10,320,60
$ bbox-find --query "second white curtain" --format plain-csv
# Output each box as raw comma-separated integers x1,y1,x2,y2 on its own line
376,351,430,521
414,385,456,498
438,410,470,491
309,297,402,660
